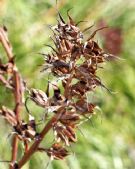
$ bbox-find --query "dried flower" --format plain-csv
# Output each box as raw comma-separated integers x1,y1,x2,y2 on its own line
46,143,69,160
13,115,37,142
53,123,76,146
0,10,112,168
0,106,17,126
30,88,48,107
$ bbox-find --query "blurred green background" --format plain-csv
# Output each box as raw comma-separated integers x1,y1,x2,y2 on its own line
0,0,135,169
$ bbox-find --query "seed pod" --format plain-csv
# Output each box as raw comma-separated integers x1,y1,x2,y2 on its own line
53,124,77,146
13,116,37,141
60,111,80,126
74,99,95,115
30,88,48,107
0,106,17,126
46,143,69,160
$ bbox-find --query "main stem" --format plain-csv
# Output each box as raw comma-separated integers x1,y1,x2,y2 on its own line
10,68,22,168
18,109,63,168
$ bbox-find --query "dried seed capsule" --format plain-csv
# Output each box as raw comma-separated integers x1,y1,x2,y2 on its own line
53,124,77,146
0,106,17,126
46,143,69,160
30,88,48,107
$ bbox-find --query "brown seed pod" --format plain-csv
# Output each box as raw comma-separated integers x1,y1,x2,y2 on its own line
0,106,17,126
53,123,77,146
46,143,69,160
13,119,37,142
60,108,80,126
30,88,49,107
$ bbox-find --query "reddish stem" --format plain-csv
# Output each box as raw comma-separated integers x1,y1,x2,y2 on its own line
10,69,22,169
18,108,63,168
0,27,23,169
0,27,13,60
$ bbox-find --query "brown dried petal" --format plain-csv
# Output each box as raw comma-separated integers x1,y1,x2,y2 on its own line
25,128,36,139
75,99,95,115
14,119,37,141
0,106,17,126
71,80,89,97
66,125,77,142
46,143,69,160
60,111,80,126
54,124,77,145
50,85,66,107
46,59,71,76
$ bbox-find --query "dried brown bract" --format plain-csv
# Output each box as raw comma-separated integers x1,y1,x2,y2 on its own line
53,123,77,146
45,143,69,160
30,88,49,107
13,117,37,142
0,106,17,126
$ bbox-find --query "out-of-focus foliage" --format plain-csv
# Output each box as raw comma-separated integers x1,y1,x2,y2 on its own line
0,0,135,169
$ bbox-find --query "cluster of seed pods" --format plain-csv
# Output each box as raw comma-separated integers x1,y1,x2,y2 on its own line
0,12,112,166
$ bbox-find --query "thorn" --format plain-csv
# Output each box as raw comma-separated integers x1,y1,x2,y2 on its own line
67,8,75,25
83,23,95,33
87,26,108,41
77,126,86,139
57,11,65,24
44,44,58,54
75,20,87,26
